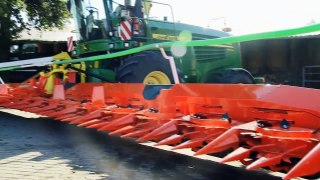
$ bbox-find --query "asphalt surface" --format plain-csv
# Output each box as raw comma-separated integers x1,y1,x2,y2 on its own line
0,110,281,180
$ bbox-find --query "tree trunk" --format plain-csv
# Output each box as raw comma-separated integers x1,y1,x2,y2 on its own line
0,36,11,62
0,16,12,62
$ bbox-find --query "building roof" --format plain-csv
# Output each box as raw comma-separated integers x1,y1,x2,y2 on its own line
16,21,77,42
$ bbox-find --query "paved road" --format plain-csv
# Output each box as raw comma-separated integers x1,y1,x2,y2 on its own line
0,110,281,180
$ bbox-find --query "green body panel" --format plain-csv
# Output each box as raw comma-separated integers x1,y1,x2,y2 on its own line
143,20,242,82
86,68,116,82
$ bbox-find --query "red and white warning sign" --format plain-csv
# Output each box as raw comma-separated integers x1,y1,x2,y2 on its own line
119,20,132,41
67,36,74,52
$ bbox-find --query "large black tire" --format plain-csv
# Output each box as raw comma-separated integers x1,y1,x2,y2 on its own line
202,68,255,84
116,51,176,84
221,69,256,84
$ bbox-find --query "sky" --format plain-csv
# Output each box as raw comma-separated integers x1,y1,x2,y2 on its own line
155,0,320,35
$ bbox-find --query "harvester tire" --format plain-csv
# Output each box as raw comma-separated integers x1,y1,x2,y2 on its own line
203,68,255,84
221,69,255,84
116,51,176,84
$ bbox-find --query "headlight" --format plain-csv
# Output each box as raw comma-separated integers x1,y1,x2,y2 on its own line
124,42,130,48
109,43,115,49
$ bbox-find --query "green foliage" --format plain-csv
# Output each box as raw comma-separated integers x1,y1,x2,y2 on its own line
0,0,70,39
25,0,70,31
0,0,70,60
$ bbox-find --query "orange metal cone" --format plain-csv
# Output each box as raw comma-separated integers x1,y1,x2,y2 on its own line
70,110,102,124
0,101,14,107
0,100,9,106
194,129,239,156
24,106,43,112
284,143,320,180
55,114,75,121
220,147,250,163
98,114,135,131
39,109,56,116
43,110,62,117
11,103,34,110
19,101,44,110
91,86,105,108
220,144,275,163
6,100,30,108
170,130,223,150
171,138,204,150
121,127,155,139
246,155,282,170
31,103,60,114
77,119,103,127
0,96,10,105
136,120,178,142
52,85,65,100
0,84,8,95
109,125,135,135
156,131,204,147
246,144,307,171
87,121,110,129
155,134,182,146
59,115,80,122
49,106,78,118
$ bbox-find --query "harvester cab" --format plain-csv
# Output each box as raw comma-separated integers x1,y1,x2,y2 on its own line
69,0,146,41
68,0,155,50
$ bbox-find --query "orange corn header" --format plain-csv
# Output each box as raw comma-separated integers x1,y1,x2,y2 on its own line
0,82,319,179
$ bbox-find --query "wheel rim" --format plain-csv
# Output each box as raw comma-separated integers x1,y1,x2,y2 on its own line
143,71,171,84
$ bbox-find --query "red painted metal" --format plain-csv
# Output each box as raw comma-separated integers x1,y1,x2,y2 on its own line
0,82,319,179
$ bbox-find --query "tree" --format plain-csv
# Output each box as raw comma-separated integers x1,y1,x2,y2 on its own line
0,0,70,61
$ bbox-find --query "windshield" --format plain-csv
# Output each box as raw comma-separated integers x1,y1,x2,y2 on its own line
70,0,141,41
147,1,174,22
70,0,112,40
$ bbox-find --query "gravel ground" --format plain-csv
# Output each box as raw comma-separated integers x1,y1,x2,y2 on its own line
0,109,281,180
